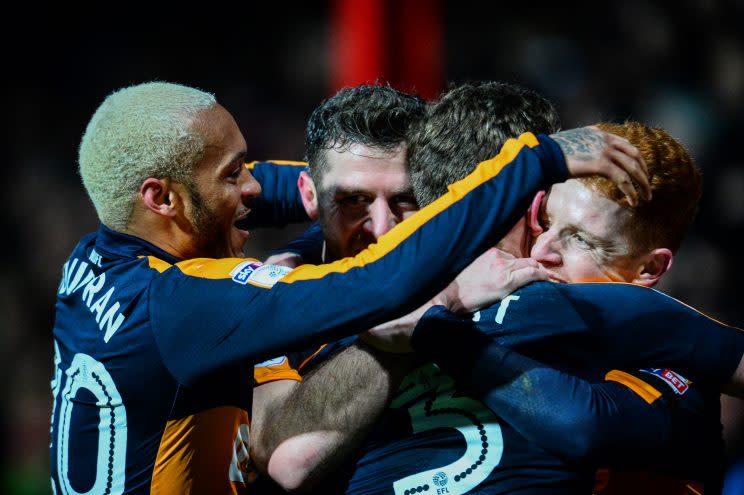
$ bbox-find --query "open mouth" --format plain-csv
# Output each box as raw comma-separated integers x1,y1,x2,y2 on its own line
233,225,250,239
233,210,252,238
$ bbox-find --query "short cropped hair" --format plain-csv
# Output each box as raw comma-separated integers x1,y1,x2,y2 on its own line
410,81,561,207
583,122,702,254
78,81,216,230
304,84,425,187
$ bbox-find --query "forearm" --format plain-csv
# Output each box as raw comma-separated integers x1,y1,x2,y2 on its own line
244,160,309,228
267,431,344,492
259,342,413,490
411,306,669,462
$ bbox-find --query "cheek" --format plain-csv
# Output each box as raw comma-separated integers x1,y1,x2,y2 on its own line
563,251,608,281
325,210,359,237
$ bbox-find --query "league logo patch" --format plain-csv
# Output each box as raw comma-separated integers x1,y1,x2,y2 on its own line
230,261,263,285
641,368,690,395
432,472,448,487
245,264,292,288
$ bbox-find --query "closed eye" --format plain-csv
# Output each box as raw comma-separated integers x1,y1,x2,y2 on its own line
338,195,370,208
570,231,594,249
392,194,418,209
227,168,241,180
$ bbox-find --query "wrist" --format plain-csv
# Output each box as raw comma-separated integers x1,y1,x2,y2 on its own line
432,288,463,314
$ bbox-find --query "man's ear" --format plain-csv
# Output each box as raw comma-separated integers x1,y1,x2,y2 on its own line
527,190,547,237
140,178,180,218
298,171,319,220
631,248,673,287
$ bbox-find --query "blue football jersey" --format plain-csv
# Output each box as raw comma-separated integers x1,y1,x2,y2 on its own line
50,133,566,494
298,282,742,494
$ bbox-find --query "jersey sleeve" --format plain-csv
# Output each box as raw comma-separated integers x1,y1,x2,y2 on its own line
561,283,744,386
411,306,710,471
149,133,568,387
267,221,324,265
466,281,744,385
242,160,309,228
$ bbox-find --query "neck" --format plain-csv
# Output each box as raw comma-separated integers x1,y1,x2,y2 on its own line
124,215,197,260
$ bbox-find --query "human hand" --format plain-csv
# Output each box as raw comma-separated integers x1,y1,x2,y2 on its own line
435,247,552,314
361,247,552,353
264,252,304,268
551,126,651,206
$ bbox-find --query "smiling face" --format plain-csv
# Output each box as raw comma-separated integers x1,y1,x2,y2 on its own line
186,104,260,258
310,142,418,260
529,179,646,283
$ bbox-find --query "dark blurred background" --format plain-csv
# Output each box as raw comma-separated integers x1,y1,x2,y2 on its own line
2,1,743,493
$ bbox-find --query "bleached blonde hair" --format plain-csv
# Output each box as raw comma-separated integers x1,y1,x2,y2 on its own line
78,81,217,230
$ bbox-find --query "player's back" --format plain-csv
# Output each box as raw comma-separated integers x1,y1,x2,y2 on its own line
301,282,732,494
294,338,593,495
50,228,255,494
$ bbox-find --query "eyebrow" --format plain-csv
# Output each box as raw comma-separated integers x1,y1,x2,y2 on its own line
221,151,247,172
330,185,414,196
232,151,247,165
570,223,616,249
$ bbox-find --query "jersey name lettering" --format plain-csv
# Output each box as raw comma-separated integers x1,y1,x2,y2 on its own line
58,257,126,342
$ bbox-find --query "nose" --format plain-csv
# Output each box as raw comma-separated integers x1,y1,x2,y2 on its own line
241,169,262,200
363,198,397,240
530,230,562,267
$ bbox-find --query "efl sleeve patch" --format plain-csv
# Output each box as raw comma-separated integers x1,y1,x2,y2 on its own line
231,262,292,288
230,261,264,285
247,264,293,288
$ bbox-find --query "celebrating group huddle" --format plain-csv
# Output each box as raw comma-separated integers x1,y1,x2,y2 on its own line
50,80,743,494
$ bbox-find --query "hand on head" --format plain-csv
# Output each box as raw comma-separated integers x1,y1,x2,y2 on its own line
551,126,651,207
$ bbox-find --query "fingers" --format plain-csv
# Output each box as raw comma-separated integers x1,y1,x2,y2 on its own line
605,161,638,207
485,246,515,259
508,263,550,291
609,134,648,175
606,136,651,204
455,255,547,313
557,126,652,206
506,258,548,283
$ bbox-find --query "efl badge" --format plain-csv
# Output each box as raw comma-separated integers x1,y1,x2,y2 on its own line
230,261,263,285
246,264,293,288
641,368,690,395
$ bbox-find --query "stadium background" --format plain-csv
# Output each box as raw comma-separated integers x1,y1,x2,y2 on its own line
2,1,743,492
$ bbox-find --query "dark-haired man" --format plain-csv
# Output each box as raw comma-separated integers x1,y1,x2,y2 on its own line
257,82,744,494
250,82,568,491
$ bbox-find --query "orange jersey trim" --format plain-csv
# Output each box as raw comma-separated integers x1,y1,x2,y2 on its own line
146,256,173,273
605,370,661,404
298,344,328,372
254,360,302,384
280,134,539,285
